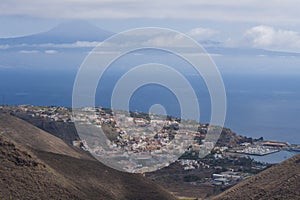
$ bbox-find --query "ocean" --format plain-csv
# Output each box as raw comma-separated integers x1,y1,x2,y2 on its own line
1,50,300,145
1,67,300,145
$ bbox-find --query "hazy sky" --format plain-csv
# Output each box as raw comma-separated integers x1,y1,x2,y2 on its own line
1,1,300,52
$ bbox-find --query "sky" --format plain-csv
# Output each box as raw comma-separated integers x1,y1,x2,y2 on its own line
1,0,300,53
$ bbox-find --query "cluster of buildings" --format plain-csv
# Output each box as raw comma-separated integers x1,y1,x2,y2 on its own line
180,159,210,170
5,104,72,122
212,171,249,186
178,159,254,187
76,110,209,155
72,107,115,126
111,116,186,153
71,108,212,172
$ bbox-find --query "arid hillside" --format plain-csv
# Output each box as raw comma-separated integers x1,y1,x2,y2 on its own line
213,153,300,200
0,113,176,200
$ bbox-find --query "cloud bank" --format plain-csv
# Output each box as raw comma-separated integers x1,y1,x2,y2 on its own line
243,25,300,52
187,28,217,41
1,0,300,25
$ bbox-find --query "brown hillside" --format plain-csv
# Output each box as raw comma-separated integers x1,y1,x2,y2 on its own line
0,113,89,160
0,113,176,200
0,134,81,199
213,153,300,200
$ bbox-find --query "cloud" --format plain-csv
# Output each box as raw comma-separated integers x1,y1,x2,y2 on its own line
142,33,189,47
187,28,217,41
0,0,300,25
67,41,100,48
2,41,100,51
44,50,58,54
19,50,39,54
243,25,300,52
18,41,100,48
0,45,9,49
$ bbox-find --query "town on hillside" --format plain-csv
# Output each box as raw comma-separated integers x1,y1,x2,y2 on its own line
1,104,300,195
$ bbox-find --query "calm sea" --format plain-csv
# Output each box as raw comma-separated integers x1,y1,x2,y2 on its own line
1,67,299,145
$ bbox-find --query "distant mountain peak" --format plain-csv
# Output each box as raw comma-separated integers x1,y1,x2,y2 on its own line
45,20,113,40
0,20,114,45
